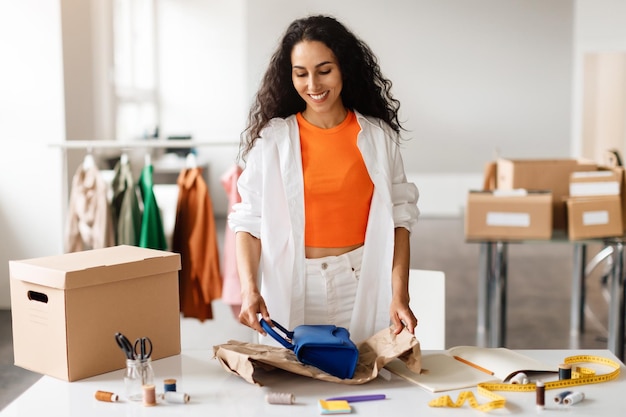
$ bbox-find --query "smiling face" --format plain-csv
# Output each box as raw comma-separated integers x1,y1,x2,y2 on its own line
291,40,346,128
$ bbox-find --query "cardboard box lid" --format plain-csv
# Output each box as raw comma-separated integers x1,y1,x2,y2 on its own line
496,158,598,186
566,195,622,205
497,158,597,167
468,189,552,202
571,170,620,180
9,245,181,290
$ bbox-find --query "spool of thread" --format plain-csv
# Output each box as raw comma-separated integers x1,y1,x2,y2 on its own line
164,391,190,404
265,392,296,405
535,381,545,411
563,391,585,406
553,390,572,404
510,372,529,385
142,384,157,407
164,378,177,392
558,363,572,380
95,390,119,402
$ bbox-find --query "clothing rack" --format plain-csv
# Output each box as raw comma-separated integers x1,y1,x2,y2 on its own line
52,140,239,244
50,139,237,150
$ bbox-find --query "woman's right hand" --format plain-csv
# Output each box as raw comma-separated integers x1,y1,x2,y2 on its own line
238,290,271,335
235,232,268,334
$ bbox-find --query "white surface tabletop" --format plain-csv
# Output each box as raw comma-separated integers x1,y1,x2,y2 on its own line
1,349,624,416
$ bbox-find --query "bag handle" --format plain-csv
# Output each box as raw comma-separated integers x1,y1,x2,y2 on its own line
259,319,295,350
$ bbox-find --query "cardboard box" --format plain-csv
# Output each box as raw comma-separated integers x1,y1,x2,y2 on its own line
9,245,181,381
572,166,626,234
612,167,626,234
496,158,597,230
465,190,553,240
569,170,621,197
566,196,623,240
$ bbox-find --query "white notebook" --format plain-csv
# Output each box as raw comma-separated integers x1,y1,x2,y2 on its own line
386,346,558,392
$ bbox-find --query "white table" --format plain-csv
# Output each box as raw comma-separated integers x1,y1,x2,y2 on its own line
1,349,624,416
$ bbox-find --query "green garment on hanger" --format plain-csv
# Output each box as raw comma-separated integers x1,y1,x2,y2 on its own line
111,158,142,246
138,164,167,250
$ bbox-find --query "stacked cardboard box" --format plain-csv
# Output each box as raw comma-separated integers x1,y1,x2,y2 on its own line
566,169,623,240
465,158,598,241
496,158,597,230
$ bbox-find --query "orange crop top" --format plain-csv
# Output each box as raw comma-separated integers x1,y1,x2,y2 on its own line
298,111,374,247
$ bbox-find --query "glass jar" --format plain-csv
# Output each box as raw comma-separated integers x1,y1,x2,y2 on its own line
124,358,154,401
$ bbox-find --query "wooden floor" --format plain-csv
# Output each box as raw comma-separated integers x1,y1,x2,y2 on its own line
0,217,617,410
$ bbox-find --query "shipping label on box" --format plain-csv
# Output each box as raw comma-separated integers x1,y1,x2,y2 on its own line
496,158,597,230
566,196,623,240
465,190,553,240
9,245,182,381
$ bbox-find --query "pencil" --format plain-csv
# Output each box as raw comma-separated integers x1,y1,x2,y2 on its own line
453,355,494,375
325,394,386,403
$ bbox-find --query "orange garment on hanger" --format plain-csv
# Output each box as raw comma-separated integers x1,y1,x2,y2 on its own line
172,167,222,321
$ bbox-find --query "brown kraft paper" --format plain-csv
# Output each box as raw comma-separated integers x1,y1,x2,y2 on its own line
213,326,422,385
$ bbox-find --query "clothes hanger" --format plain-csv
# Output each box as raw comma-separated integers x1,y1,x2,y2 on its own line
120,153,129,165
144,153,151,167
83,152,95,170
185,153,197,169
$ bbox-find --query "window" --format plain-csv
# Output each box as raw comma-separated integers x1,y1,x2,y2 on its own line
113,0,159,141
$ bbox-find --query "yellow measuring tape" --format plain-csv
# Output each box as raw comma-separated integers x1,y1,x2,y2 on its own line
428,355,621,412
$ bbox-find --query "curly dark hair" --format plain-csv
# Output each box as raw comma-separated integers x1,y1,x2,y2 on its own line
239,15,403,161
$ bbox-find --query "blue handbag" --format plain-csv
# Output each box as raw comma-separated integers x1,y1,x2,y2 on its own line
259,319,359,379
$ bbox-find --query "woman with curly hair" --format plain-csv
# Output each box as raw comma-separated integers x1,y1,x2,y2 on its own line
229,15,420,344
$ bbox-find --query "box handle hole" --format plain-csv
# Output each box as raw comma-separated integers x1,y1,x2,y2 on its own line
27,291,48,304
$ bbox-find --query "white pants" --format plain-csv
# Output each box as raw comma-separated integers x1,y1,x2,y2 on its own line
257,246,364,346
303,246,363,329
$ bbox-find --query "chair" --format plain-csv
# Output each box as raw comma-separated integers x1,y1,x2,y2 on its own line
408,269,446,350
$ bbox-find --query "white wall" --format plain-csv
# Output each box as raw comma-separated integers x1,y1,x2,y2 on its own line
570,0,626,158
157,0,246,214
149,0,579,217
244,0,575,215
246,0,575,167
0,1,65,308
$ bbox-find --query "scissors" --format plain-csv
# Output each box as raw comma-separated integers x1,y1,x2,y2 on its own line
133,337,153,360
114,332,135,360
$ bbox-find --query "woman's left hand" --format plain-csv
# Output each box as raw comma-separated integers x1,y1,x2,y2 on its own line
390,298,418,335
